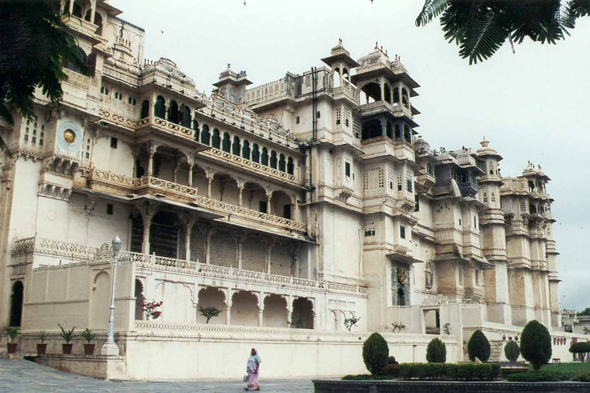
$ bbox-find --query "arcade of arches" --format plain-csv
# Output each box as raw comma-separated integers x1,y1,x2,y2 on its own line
134,282,315,329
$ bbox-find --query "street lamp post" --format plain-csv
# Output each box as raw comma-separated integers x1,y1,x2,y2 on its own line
101,235,122,356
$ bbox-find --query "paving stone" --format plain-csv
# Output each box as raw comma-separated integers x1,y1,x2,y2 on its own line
0,359,314,392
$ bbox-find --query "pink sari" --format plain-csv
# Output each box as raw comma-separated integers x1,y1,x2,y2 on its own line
245,350,261,391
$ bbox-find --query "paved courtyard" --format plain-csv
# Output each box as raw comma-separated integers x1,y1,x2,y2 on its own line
0,358,315,392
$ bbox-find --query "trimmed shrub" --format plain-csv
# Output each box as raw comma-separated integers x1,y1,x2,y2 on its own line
570,342,590,362
467,330,491,362
388,356,399,365
504,340,520,363
342,374,394,381
426,338,447,363
362,332,389,375
572,371,590,382
399,363,500,381
520,320,552,371
507,371,572,382
381,364,400,378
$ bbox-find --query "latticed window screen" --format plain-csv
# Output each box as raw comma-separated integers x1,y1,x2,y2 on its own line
271,242,292,276
189,227,206,263
210,231,237,268
242,237,267,272
178,227,186,259
364,167,383,190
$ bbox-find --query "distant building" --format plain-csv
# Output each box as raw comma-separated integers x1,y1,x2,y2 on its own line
0,0,580,379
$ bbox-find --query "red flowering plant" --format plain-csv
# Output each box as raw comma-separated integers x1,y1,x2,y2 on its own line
143,301,163,320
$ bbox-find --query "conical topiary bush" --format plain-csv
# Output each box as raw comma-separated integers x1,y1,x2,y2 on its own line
362,332,389,375
467,329,491,362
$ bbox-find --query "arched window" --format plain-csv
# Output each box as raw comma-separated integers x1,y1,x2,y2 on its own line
402,89,410,108
94,13,103,36
361,119,382,140
140,100,150,119
393,88,400,104
212,128,220,149
201,125,210,145
270,150,277,169
72,2,82,17
333,67,341,88
232,136,241,155
193,118,199,131
384,84,392,103
279,153,286,172
9,281,23,327
252,144,260,163
242,140,251,159
287,157,294,175
394,123,402,139
222,132,231,152
100,86,109,95
84,10,91,21
155,96,166,119
404,124,412,143
128,96,136,105
261,147,269,166
181,105,191,128
386,120,393,139
168,100,179,123
64,47,87,74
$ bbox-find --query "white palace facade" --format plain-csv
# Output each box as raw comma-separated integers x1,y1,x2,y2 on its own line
0,0,582,380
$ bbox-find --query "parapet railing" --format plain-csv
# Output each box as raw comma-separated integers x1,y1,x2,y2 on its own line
90,170,307,232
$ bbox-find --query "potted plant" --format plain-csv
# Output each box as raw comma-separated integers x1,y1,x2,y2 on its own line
79,328,96,355
6,326,20,354
58,324,75,355
37,330,47,355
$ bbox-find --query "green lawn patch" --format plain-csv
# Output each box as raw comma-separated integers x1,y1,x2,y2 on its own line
541,362,590,374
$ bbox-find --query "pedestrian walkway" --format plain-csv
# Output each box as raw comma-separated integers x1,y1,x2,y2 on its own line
0,358,314,392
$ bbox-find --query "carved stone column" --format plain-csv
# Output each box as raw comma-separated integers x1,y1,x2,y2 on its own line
137,201,158,254
205,227,217,265
147,142,156,177
286,294,293,327
180,212,198,261
206,172,214,199
237,232,248,270
224,288,233,325
187,163,194,188
257,292,265,327
173,159,181,183
266,190,273,215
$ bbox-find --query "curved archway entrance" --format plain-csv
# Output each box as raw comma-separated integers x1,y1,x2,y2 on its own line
9,281,23,327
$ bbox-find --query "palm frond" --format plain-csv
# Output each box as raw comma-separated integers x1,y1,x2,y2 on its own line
416,0,449,27
562,0,590,28
441,3,472,45
459,8,510,65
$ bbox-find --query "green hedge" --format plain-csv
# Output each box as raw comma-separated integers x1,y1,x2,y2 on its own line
341,374,394,381
399,363,500,381
570,342,590,354
506,371,573,382
572,371,590,382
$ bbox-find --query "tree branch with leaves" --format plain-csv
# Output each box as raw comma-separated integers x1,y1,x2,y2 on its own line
416,0,590,65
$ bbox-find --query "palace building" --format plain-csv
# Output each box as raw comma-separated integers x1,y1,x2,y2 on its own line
0,0,578,380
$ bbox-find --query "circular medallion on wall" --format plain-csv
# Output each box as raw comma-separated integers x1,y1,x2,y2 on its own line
56,120,83,157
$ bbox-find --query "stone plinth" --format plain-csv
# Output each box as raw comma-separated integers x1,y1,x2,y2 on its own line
38,354,125,380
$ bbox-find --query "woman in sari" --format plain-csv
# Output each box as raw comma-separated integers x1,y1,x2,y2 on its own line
245,348,261,391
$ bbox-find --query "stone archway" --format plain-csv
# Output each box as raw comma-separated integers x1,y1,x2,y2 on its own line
292,298,314,329
231,291,258,327
9,281,23,327
196,287,225,325
134,279,145,321
263,295,288,328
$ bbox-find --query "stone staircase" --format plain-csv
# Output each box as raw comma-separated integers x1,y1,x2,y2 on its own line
490,340,503,362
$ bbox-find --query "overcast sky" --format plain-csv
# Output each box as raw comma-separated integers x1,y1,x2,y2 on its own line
111,0,590,311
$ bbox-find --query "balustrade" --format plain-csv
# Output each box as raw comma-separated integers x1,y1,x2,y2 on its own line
89,170,306,232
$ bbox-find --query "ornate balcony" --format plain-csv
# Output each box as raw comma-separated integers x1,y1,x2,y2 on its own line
13,236,367,297
88,170,307,233
136,116,209,151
